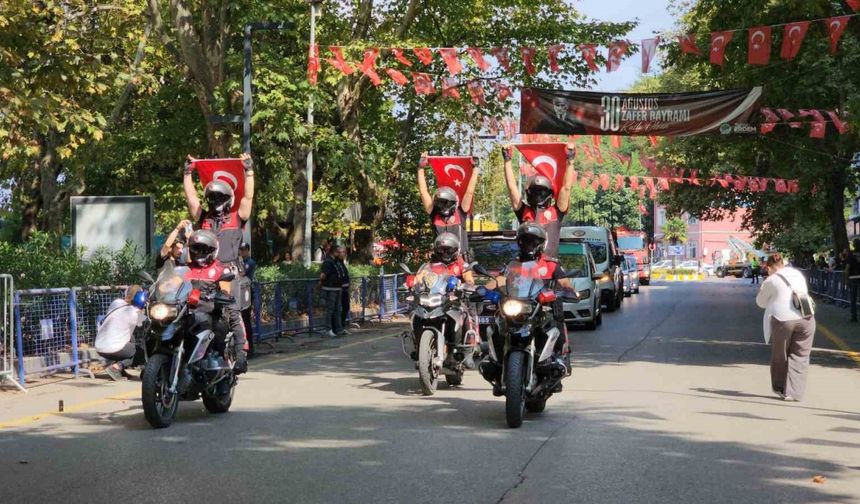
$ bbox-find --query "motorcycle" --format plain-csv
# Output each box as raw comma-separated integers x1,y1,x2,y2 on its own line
400,262,482,395
476,261,574,428
139,263,238,428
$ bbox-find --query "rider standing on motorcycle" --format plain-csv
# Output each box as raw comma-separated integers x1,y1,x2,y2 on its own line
182,154,254,375
502,143,576,259
417,152,479,259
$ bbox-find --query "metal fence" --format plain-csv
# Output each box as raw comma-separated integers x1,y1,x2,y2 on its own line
803,269,859,310
1,275,24,391
7,274,409,387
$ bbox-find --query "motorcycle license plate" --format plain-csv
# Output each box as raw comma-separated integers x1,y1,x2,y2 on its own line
478,316,494,324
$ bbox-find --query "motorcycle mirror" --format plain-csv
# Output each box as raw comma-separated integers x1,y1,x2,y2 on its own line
399,263,412,275
471,263,491,277
219,272,236,282
138,271,154,283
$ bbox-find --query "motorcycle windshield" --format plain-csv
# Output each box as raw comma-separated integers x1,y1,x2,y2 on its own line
152,262,192,305
503,260,546,300
413,263,451,295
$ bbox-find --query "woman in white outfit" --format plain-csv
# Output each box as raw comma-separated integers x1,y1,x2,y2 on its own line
755,253,816,401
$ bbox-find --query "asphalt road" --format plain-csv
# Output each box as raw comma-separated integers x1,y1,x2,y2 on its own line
2,279,860,503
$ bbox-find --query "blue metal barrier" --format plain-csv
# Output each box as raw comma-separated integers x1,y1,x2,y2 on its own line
15,288,80,384
803,269,858,311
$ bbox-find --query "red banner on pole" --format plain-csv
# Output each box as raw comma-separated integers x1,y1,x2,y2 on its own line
710,31,733,66
826,16,850,54
780,21,809,61
427,156,475,204
514,143,568,197
747,26,772,66
194,159,246,212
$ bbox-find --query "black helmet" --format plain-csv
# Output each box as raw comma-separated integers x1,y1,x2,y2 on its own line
204,180,235,215
187,229,219,267
525,175,554,208
516,223,546,262
433,232,460,264
433,187,459,217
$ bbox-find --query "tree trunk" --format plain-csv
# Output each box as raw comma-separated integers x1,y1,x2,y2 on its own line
286,148,309,263
828,165,850,255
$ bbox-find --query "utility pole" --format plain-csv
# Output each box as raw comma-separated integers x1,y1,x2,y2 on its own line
304,0,322,266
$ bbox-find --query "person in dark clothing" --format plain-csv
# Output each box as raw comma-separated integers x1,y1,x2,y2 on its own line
502,142,576,259
417,151,480,258
320,246,349,337
240,243,257,356
156,220,191,270
847,238,860,323
339,247,351,330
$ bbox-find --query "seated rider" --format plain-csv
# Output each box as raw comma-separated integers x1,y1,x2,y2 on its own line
422,232,475,285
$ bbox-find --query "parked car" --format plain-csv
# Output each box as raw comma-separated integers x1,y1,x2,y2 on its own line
651,260,673,270
560,227,624,312
622,255,640,295
678,260,714,276
558,241,602,330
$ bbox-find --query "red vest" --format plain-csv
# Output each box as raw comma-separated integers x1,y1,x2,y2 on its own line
199,210,244,265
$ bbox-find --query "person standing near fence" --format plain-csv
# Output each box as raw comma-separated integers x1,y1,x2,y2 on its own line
320,246,348,337
756,253,816,402
847,238,860,323
95,286,147,381
339,247,352,333
240,243,257,356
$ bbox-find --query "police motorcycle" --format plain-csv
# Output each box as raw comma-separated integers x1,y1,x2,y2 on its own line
138,261,238,429
400,262,482,395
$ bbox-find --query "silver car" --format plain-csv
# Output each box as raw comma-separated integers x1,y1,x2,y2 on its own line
623,255,640,295
558,241,602,331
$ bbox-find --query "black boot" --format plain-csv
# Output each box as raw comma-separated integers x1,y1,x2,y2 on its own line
234,351,248,375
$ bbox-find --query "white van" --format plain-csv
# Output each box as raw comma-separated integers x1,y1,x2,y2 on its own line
560,227,624,311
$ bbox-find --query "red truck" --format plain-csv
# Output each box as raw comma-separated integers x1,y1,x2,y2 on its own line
614,228,651,286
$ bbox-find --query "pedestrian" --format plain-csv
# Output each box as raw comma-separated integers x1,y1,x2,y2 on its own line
156,219,191,270
846,238,860,323
339,247,352,332
314,238,331,263
240,242,257,356
320,245,347,337
95,286,147,381
756,252,816,401
751,256,761,285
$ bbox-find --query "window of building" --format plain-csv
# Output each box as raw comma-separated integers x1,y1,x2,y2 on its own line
657,209,666,226
688,216,698,225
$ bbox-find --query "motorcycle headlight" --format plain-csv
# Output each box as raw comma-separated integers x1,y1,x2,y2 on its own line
150,303,178,323
502,299,528,317
419,294,443,308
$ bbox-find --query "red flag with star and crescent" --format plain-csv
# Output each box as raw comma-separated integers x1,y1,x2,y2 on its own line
427,156,475,207
194,159,246,212
514,143,568,198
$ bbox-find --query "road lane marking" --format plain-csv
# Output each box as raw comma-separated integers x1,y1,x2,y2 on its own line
817,322,860,366
0,332,397,431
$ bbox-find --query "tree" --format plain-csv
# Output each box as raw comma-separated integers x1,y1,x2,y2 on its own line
653,0,860,256
662,216,687,269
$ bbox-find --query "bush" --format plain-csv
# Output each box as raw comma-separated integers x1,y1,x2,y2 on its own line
0,232,149,289
254,261,382,283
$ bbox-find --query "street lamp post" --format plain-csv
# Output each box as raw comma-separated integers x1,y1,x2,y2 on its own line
304,0,322,266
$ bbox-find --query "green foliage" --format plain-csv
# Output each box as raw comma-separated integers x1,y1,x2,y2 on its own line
255,261,381,283
662,217,688,244
0,232,148,289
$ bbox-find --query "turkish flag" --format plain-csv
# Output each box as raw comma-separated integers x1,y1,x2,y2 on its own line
611,135,622,148
847,0,860,11
520,160,536,177
515,143,568,197
359,48,382,86
326,46,354,75
777,108,801,128
638,201,649,215
780,21,809,61
548,44,564,72
427,157,475,207
775,179,788,193
759,107,780,134
592,135,601,147
521,47,537,76
648,135,659,147
195,159,246,212
467,80,485,105
607,41,628,72
679,34,701,56
441,77,460,99
392,48,413,67
825,16,850,54
467,47,490,71
826,110,848,134
439,48,463,75
658,178,670,191
385,68,409,86
411,72,435,95
747,26,771,66
495,81,513,101
579,44,600,72
413,47,434,65
307,44,320,85
614,174,626,191
491,47,511,71
641,37,660,73
710,31,733,66
629,176,640,191
799,109,827,139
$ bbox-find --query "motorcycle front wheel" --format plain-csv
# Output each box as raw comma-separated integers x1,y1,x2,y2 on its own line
142,353,179,429
505,351,527,428
418,330,439,396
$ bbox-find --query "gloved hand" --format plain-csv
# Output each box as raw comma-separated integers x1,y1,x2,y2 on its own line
502,146,513,162
184,155,197,175
240,153,254,172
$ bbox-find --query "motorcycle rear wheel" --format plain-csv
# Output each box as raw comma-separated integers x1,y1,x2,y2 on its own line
418,330,439,396
505,351,527,428
142,353,179,429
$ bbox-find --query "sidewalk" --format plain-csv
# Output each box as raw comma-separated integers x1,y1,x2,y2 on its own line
0,319,409,428
811,298,860,365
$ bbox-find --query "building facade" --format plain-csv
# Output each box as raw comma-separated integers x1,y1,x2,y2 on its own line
653,204,754,265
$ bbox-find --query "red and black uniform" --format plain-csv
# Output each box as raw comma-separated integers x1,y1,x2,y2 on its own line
506,255,565,282
184,259,247,356
430,208,469,258
198,210,245,270
515,205,566,260
427,255,467,279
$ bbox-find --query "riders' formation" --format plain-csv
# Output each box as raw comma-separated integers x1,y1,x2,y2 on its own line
406,144,585,428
